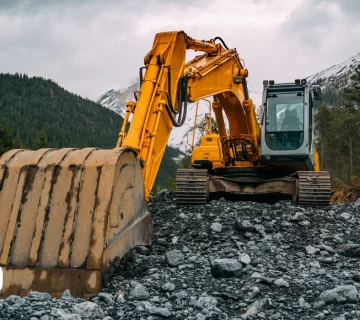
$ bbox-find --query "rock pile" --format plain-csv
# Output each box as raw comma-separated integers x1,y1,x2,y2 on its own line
1,191,360,319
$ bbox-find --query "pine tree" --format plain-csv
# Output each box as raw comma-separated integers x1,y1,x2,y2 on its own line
196,113,219,135
0,118,13,156
12,135,27,149
32,128,49,149
314,102,360,185
314,104,333,169
343,64,360,107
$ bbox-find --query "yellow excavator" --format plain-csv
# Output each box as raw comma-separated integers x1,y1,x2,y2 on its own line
0,31,331,299
176,77,329,207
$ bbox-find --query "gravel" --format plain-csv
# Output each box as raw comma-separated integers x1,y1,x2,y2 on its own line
1,190,360,319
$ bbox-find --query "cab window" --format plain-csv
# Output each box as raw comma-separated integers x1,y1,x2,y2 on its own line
265,91,304,150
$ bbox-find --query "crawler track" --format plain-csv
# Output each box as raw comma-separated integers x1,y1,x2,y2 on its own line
175,169,209,205
175,169,332,208
296,171,332,208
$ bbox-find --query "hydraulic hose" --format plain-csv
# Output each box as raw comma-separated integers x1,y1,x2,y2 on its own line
164,67,190,127
165,67,180,115
212,37,229,50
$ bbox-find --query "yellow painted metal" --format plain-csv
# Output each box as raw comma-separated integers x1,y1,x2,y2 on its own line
314,145,320,171
118,31,261,201
184,47,260,169
117,100,135,148
212,101,227,141
191,100,201,149
121,31,188,200
199,99,213,135
0,148,152,298
184,49,260,149
191,134,223,169
187,99,213,150
186,36,218,53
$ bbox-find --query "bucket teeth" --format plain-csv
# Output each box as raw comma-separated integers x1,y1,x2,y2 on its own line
0,147,152,299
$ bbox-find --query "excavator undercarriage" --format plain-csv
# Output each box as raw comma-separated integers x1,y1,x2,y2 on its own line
175,168,331,207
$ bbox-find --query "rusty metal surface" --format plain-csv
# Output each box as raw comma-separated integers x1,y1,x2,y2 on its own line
297,171,331,207
175,169,209,205
1,267,101,299
0,147,152,298
208,176,296,196
206,174,297,204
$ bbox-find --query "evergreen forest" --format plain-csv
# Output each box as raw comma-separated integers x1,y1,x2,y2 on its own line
0,73,180,191
315,65,360,189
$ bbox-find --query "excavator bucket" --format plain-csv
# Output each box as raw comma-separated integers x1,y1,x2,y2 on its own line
0,147,152,299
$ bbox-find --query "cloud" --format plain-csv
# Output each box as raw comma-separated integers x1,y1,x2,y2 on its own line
275,0,360,78
326,0,360,20
281,1,337,48
0,0,359,103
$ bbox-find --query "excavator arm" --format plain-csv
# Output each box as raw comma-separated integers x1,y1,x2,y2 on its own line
117,31,260,200
0,31,258,299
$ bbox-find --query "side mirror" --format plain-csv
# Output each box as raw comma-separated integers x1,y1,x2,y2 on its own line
312,87,322,101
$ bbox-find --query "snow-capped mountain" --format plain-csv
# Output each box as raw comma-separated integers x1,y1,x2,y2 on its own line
97,81,262,153
97,80,139,116
97,51,360,152
306,52,360,107
307,52,360,89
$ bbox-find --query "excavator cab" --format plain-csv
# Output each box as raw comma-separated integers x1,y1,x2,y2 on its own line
259,79,331,207
265,92,304,150
261,79,315,172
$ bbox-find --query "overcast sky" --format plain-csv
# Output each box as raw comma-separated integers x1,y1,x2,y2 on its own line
0,0,359,103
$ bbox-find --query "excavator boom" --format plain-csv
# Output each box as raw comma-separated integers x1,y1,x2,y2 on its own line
118,32,260,199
